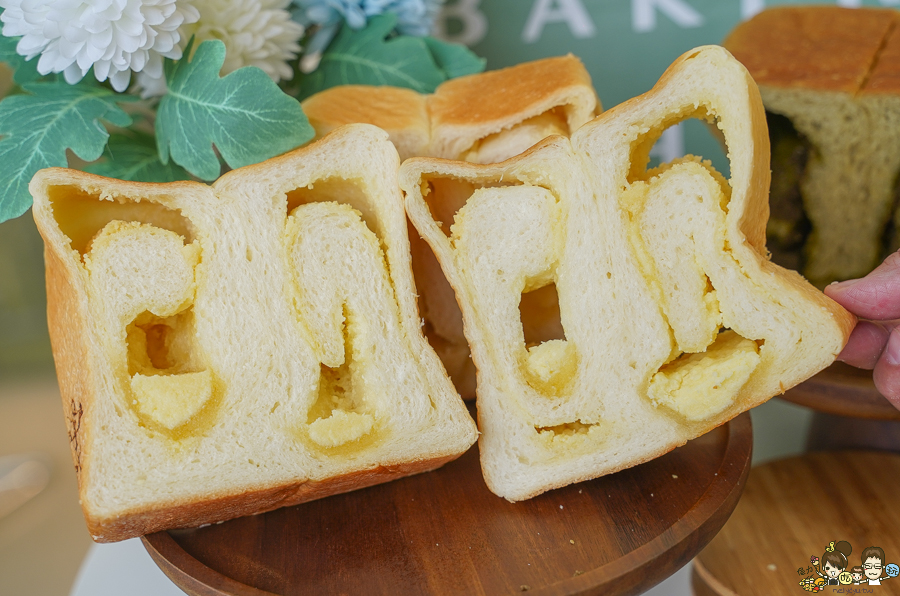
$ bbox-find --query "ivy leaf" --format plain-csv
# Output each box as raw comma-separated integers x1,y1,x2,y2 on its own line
83,132,191,183
423,37,485,80
299,14,447,99
156,39,314,181
0,81,133,223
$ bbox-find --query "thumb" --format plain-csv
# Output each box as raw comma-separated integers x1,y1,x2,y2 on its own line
824,251,900,320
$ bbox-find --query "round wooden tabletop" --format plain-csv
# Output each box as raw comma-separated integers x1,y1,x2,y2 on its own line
692,450,900,596
780,362,900,420
143,412,752,596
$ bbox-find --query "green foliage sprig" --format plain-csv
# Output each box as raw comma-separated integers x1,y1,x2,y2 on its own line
0,11,485,224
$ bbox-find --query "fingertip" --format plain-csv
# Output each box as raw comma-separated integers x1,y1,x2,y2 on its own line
837,321,889,370
873,327,900,411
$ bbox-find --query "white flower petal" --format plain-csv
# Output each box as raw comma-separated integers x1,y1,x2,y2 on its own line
63,62,86,84
108,67,130,91
93,57,110,79
3,0,201,90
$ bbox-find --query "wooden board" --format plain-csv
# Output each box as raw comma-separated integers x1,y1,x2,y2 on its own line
143,412,752,596
693,451,900,596
780,362,900,420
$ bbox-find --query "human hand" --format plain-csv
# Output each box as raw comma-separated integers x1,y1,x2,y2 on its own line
824,251,900,409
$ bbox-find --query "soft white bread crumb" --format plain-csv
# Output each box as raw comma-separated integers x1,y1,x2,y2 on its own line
400,46,854,501
301,57,599,399
30,124,476,542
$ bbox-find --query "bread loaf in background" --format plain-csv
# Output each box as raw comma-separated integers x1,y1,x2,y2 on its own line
725,6,900,287
31,124,477,542
302,56,599,398
400,46,855,501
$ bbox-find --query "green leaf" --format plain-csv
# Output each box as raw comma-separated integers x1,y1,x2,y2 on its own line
299,14,447,99
83,132,192,183
0,33,40,84
0,81,133,223
156,39,314,182
423,37,486,80
0,9,41,84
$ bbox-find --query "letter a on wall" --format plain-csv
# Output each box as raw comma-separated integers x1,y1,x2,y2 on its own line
522,0,596,43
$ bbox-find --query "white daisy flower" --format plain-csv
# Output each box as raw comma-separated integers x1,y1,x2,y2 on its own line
137,0,304,96
0,0,200,92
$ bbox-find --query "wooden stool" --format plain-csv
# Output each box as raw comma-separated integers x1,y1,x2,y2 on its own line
692,451,900,595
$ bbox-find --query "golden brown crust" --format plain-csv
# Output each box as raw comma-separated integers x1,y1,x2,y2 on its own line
41,240,92,495
300,86,430,159
724,6,896,94
428,55,595,128
428,54,591,126
87,451,463,542
864,18,900,95
301,85,428,133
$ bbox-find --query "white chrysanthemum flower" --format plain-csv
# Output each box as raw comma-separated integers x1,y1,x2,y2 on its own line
137,0,303,96
0,0,200,92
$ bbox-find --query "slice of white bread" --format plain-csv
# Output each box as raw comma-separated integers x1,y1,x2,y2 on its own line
724,6,900,286
400,46,855,501
302,56,599,399
31,124,477,542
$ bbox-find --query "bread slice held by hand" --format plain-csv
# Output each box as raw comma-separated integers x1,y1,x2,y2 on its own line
31,124,476,542
400,46,855,501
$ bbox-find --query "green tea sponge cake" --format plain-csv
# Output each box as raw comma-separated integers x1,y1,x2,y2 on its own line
31,124,477,542
400,46,854,501
725,6,900,286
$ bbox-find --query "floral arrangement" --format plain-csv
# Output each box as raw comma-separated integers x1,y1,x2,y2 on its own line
0,0,485,223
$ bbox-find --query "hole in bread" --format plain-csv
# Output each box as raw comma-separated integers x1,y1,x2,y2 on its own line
519,282,574,395
422,177,480,237
531,419,602,453
126,310,204,376
47,185,194,257
409,218,475,397
459,107,570,165
420,176,534,238
765,112,813,273
286,177,381,239
304,306,379,451
124,309,220,439
520,282,565,347
628,111,731,184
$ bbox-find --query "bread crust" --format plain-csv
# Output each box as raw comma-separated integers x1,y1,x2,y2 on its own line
42,239,93,497
427,54,598,158
724,6,898,95
865,17,900,95
86,450,464,542
301,85,430,159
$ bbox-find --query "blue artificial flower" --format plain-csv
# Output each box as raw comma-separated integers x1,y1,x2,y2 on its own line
292,0,442,70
